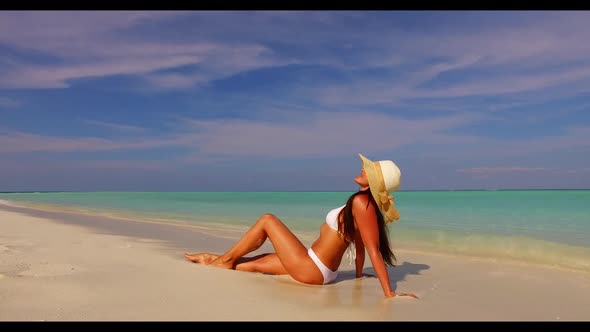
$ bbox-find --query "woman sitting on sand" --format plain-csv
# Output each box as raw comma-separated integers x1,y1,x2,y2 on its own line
184,154,417,299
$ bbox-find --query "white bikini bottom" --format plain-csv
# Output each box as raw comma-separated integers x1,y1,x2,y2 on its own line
307,248,338,284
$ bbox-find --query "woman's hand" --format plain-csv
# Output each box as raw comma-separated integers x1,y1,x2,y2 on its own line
385,290,418,299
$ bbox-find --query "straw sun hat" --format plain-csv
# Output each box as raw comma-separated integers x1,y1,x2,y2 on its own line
358,153,401,223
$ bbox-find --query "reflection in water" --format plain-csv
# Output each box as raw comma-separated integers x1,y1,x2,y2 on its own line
352,279,363,306
267,260,429,319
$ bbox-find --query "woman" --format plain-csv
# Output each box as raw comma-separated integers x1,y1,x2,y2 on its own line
184,153,417,299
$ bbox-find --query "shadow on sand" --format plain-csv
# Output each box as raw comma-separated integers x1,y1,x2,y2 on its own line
334,261,430,291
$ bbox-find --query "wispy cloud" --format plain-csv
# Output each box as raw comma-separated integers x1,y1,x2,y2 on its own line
457,167,590,174
457,167,550,174
0,55,202,89
315,56,590,107
304,12,590,106
0,111,481,156
82,119,147,134
0,44,288,89
185,111,483,158
3,109,589,161
0,130,190,153
0,12,293,90
74,160,164,170
142,73,202,89
406,123,590,162
0,158,168,173
2,11,589,101
0,11,184,55
0,97,20,108
501,126,590,155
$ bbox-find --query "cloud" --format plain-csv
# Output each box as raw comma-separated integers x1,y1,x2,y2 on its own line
3,108,588,160
185,111,482,158
0,130,190,153
2,105,588,166
0,158,168,174
0,55,203,89
0,11,184,54
457,167,550,174
73,160,164,170
0,111,481,157
0,43,290,89
82,120,147,134
0,12,293,90
415,66,590,99
315,57,590,107
0,96,20,108
142,73,202,89
2,11,589,101
406,123,590,162
501,126,590,155
457,166,590,174
302,13,590,106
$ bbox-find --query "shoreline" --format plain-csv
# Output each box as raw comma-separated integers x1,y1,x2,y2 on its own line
1,204,590,320
1,201,589,275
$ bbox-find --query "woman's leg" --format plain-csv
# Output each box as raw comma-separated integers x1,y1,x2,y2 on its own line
234,253,288,275
185,252,287,275
207,213,323,284
183,252,283,272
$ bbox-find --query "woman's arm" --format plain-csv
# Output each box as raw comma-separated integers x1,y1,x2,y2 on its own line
353,232,366,278
352,195,394,297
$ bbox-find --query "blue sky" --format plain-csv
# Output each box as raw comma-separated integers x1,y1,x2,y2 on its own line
1,11,589,191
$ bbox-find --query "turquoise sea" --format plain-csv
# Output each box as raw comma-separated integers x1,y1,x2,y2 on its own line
1,190,589,272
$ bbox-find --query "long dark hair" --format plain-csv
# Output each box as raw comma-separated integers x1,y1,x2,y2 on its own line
337,189,397,266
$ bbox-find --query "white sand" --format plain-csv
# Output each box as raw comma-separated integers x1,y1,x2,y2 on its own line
1,207,589,321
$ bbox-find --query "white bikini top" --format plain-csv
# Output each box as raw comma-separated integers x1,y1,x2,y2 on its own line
325,205,356,265
325,205,345,232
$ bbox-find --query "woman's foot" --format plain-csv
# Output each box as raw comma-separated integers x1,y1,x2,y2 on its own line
184,253,219,264
208,255,235,269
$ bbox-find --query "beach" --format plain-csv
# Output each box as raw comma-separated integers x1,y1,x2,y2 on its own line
2,9,590,323
1,204,589,321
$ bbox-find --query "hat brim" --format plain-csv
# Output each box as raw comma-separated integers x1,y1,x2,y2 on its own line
358,153,382,210
359,153,400,223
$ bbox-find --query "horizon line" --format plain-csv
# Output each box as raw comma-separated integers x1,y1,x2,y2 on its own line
1,188,589,194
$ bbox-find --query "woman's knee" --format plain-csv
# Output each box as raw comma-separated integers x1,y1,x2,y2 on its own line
292,272,323,285
260,213,279,223
288,262,324,285
236,262,256,272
